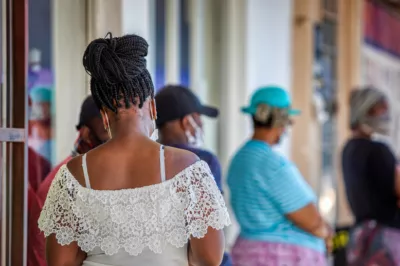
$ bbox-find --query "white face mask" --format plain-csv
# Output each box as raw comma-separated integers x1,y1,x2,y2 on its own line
186,116,204,148
149,105,158,141
104,112,112,139
150,120,158,141
361,113,391,136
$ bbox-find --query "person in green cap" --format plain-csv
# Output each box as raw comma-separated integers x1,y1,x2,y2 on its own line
227,86,331,265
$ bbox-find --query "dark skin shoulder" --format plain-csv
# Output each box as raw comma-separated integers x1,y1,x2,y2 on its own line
47,136,224,266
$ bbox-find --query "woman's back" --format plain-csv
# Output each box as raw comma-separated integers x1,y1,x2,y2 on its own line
39,142,230,265
67,136,198,191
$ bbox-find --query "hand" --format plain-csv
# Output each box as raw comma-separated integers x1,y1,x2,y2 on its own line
324,224,334,254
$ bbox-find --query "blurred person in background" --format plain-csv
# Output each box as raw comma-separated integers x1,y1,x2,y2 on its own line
155,85,222,191
227,86,331,266
343,87,400,265
29,95,108,266
28,146,51,192
28,184,43,266
28,86,53,164
155,84,232,266
38,33,230,266
36,95,108,204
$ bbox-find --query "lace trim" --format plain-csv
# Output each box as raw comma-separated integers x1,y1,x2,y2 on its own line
38,161,231,256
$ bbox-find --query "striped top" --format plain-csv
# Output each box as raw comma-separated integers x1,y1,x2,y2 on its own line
227,140,325,252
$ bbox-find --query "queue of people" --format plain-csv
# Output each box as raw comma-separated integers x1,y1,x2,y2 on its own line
28,32,396,266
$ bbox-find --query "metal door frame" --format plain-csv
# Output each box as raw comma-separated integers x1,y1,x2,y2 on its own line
1,0,28,265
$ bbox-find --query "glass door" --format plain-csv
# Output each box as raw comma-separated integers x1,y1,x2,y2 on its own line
0,0,28,265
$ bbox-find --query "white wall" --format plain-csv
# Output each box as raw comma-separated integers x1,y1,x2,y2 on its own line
122,0,156,80
246,0,293,157
53,0,87,164
53,0,156,163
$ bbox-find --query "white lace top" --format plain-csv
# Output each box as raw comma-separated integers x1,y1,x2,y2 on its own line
38,146,231,266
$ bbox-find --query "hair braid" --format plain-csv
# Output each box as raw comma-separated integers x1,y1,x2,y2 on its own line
83,32,154,112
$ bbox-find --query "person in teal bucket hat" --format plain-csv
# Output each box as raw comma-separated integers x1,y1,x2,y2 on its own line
28,86,53,163
227,86,332,266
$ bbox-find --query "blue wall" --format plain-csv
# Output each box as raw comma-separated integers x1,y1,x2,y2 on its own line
29,0,52,68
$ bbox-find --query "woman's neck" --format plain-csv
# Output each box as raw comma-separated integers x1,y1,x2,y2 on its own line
110,116,149,139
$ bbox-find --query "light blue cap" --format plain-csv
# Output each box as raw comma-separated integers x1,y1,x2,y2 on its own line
241,85,300,115
29,86,52,103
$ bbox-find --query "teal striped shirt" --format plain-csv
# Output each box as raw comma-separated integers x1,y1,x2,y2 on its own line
227,140,325,253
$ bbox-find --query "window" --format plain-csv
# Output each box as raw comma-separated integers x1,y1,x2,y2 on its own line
315,0,338,224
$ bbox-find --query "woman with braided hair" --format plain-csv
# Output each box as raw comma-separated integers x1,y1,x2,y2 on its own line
38,33,230,266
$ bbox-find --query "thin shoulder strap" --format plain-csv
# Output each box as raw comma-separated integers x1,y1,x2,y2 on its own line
82,154,91,189
160,145,166,182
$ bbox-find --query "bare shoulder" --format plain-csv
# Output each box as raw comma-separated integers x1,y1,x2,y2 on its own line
65,155,86,187
163,146,200,180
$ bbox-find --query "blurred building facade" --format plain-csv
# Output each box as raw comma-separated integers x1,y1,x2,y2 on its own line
2,0,400,264
50,0,359,237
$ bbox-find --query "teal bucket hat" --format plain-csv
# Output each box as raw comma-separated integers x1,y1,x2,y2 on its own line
241,86,300,116
29,86,52,103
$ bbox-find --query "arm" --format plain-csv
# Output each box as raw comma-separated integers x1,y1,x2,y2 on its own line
37,168,87,266
46,235,86,266
188,229,225,266
186,162,230,266
267,164,328,239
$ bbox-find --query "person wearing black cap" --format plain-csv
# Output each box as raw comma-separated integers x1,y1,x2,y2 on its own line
155,85,232,266
73,95,110,155
155,84,222,191
29,95,108,266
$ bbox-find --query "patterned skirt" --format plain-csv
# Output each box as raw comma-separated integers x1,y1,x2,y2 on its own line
346,220,400,266
231,238,327,266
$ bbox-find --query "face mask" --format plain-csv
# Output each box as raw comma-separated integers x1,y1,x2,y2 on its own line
149,105,158,141
29,137,52,162
186,116,204,148
150,120,159,141
362,113,391,135
278,127,291,143
104,112,112,139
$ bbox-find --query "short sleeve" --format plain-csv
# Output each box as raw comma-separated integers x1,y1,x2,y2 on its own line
38,166,78,245
266,163,316,214
368,142,396,196
185,161,231,238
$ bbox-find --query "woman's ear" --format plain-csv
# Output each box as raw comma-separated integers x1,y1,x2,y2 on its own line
180,115,192,132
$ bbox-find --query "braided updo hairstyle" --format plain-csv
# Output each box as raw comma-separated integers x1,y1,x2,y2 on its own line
83,33,154,113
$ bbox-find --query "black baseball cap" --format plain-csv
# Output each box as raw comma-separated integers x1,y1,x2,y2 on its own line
76,95,102,130
155,85,219,126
